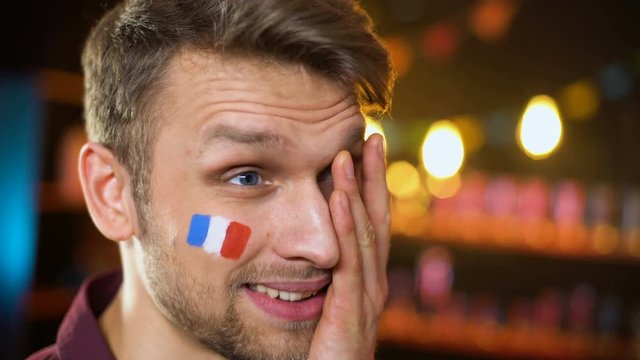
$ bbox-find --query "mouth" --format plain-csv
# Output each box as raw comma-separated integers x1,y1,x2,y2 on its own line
243,279,330,321
247,283,326,302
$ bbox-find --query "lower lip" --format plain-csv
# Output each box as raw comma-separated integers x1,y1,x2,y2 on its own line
244,287,326,321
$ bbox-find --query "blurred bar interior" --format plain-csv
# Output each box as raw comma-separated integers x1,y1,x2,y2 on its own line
2,0,640,359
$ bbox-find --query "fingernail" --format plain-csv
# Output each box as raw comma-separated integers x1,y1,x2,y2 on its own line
343,153,355,179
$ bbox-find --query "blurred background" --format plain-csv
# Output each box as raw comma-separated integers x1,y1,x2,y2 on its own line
1,0,640,359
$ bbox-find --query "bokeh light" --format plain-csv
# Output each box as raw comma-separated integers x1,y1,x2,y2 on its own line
560,80,600,121
486,109,516,147
383,35,415,76
421,120,465,179
593,224,619,255
599,63,634,100
517,95,563,160
469,0,519,43
364,116,385,140
57,125,87,205
421,21,461,62
453,115,485,154
387,160,421,199
364,116,387,154
427,173,462,199
395,196,429,219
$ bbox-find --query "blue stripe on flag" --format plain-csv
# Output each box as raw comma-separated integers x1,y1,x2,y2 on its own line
187,214,210,247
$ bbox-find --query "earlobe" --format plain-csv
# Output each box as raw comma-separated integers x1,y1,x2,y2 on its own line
78,143,136,242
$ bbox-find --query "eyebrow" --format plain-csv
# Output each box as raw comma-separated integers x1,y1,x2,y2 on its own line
201,125,290,150
201,123,365,153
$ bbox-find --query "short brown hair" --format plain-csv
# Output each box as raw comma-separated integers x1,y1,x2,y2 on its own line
82,0,394,207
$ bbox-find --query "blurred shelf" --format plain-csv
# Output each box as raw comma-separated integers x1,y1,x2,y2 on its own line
39,69,83,106
392,211,640,266
378,302,635,360
393,234,640,267
39,182,86,213
27,287,75,321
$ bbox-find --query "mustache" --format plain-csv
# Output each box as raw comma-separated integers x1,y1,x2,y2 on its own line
227,261,332,288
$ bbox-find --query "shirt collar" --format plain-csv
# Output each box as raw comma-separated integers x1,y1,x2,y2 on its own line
56,269,121,360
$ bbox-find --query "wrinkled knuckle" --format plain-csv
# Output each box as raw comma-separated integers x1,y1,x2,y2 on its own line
358,221,376,248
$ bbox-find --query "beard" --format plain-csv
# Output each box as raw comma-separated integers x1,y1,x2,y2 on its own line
136,209,327,360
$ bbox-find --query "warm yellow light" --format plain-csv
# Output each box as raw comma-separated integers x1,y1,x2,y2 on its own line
386,161,421,199
426,173,461,199
517,95,563,160
395,198,429,219
453,115,485,154
420,120,465,179
560,80,600,121
593,224,619,255
365,116,385,140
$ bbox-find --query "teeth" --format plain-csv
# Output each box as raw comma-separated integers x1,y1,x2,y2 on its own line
250,284,318,302
266,288,279,299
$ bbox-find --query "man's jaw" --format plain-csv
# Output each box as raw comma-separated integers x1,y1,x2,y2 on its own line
243,278,331,322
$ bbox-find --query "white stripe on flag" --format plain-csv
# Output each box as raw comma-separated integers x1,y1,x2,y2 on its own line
203,216,231,254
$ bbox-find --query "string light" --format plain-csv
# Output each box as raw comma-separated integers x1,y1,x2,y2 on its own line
560,80,600,121
387,161,421,199
517,95,563,160
421,120,465,179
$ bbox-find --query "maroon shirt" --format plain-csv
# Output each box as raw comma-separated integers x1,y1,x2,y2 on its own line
27,270,121,360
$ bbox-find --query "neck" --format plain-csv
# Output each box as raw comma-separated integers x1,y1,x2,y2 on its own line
99,241,225,360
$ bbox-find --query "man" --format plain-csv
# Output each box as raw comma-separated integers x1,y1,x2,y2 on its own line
30,0,394,359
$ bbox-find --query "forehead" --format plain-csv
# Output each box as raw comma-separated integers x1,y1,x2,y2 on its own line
161,50,355,116
151,49,364,160
153,49,363,138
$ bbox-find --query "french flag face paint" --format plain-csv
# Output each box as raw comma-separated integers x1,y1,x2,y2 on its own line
187,214,251,259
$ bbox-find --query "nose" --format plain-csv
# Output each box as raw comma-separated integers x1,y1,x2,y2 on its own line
271,180,339,270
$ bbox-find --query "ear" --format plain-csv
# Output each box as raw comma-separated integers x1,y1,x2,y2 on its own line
78,143,137,241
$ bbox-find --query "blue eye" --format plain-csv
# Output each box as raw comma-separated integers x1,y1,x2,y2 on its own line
229,171,263,186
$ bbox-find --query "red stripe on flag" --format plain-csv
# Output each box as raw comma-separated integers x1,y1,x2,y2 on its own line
220,221,251,259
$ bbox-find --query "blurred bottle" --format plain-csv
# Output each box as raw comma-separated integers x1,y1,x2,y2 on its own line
596,295,623,358
628,301,640,359
567,282,597,334
534,288,564,331
620,187,640,257
485,175,519,245
517,178,553,249
454,171,488,243
386,266,415,306
416,246,454,313
428,189,458,240
586,184,620,256
551,180,587,253
596,295,621,335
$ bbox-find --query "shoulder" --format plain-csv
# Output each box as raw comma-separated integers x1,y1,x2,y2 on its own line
26,344,60,360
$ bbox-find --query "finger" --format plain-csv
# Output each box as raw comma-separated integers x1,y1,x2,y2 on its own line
361,134,391,291
328,189,362,296
331,151,380,299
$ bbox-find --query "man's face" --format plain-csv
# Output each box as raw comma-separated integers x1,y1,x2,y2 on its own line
137,51,365,360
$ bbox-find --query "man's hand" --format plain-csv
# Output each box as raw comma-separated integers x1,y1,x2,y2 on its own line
308,133,390,359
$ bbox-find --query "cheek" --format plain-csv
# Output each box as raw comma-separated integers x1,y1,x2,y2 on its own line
185,213,252,260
